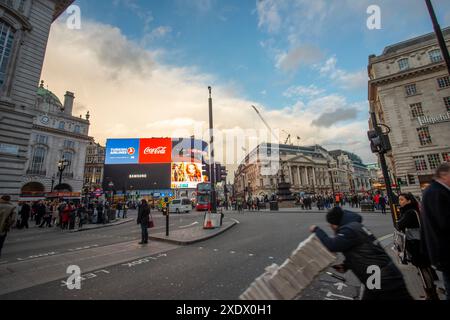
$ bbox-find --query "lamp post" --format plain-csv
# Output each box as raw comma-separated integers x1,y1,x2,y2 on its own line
51,175,55,193
57,158,69,188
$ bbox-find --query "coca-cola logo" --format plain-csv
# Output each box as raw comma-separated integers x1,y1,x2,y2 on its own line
144,147,167,155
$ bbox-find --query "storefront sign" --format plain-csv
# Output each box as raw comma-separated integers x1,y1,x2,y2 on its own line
418,112,450,126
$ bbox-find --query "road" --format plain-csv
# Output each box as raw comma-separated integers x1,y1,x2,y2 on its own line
0,208,394,300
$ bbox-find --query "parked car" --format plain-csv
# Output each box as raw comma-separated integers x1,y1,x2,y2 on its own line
168,198,192,214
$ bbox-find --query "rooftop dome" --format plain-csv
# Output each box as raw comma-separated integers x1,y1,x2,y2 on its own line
36,80,63,109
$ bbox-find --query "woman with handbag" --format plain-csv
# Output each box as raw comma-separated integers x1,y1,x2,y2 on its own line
397,193,439,300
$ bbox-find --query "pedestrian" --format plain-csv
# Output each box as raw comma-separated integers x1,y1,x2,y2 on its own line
61,202,71,230
117,202,123,219
123,203,128,219
19,202,31,229
0,195,16,258
421,163,450,300
39,202,51,228
137,199,150,245
379,195,387,215
397,193,439,300
77,204,87,229
35,200,46,226
310,207,413,300
96,202,104,224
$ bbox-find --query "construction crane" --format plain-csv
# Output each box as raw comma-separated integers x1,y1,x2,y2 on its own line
250,105,279,142
282,130,292,145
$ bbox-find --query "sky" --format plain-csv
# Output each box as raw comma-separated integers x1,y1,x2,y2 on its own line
41,0,450,173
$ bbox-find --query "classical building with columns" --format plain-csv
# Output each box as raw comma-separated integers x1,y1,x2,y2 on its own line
368,27,450,197
19,81,91,198
233,143,370,200
0,0,74,200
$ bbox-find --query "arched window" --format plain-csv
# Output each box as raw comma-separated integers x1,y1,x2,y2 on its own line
0,20,15,89
62,151,73,172
30,147,46,173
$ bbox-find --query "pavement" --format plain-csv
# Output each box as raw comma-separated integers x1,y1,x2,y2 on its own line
69,217,134,232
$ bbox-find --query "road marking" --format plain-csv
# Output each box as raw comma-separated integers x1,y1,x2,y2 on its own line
334,282,348,291
198,247,204,250
213,249,219,252
230,218,240,224
68,244,99,252
178,222,199,229
378,233,394,242
248,254,254,257
61,269,110,287
0,261,8,265
326,291,353,300
16,251,58,261
230,251,236,254
268,256,274,260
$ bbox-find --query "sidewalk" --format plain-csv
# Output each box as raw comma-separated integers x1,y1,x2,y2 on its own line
69,217,134,233
149,218,238,245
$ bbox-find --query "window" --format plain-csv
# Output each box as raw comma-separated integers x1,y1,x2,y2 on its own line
36,134,48,144
64,140,75,149
405,84,417,96
444,97,450,111
427,154,441,170
429,49,443,63
410,103,424,118
260,179,263,187
59,121,65,130
437,76,450,89
443,153,450,163
0,21,15,88
413,156,428,171
62,152,73,173
398,58,409,71
31,147,46,172
417,127,432,146
74,125,81,134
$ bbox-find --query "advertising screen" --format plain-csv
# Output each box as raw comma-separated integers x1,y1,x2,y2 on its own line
105,139,140,165
171,162,203,189
139,138,172,164
103,164,171,190
171,138,207,163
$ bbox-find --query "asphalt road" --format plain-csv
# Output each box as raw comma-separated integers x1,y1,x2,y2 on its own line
0,208,394,300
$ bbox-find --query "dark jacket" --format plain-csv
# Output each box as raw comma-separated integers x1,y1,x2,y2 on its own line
397,203,420,231
421,180,450,272
314,211,405,291
137,204,150,226
20,203,31,218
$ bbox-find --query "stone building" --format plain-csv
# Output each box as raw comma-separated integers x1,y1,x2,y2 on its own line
368,27,450,196
0,0,73,200
20,81,90,197
233,143,371,200
83,139,105,191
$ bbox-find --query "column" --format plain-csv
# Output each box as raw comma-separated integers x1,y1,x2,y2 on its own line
297,166,302,187
304,167,309,185
288,165,293,184
312,167,317,186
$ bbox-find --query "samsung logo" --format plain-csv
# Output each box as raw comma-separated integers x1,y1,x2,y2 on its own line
129,174,147,179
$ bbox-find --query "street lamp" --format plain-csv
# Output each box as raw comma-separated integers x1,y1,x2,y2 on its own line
57,158,69,188
51,175,55,193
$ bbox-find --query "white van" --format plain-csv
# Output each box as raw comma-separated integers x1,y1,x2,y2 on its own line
169,198,192,214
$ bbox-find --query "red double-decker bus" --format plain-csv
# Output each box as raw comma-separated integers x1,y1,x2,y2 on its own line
196,182,211,211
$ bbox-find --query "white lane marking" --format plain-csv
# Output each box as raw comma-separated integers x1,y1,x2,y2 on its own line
326,291,353,300
0,261,8,265
230,218,240,224
68,244,99,252
378,233,394,242
61,269,110,287
213,249,219,252
178,222,199,229
334,282,348,291
249,254,254,257
268,256,274,260
230,251,236,254
198,247,204,250
16,251,58,261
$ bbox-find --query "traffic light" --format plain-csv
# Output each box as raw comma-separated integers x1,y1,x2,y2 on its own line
367,130,392,154
220,165,228,183
202,162,210,181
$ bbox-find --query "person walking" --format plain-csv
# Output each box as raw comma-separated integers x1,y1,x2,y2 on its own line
96,202,104,224
310,207,413,300
397,193,439,300
0,195,16,258
379,195,387,215
421,163,450,300
123,203,128,219
117,202,123,219
137,199,150,245
77,204,87,229
19,202,31,229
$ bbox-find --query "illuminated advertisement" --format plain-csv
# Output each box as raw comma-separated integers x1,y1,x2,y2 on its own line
103,164,171,190
171,162,203,189
139,138,172,164
105,139,140,165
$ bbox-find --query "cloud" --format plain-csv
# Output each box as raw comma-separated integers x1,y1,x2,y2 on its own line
311,108,359,127
318,56,367,90
256,0,282,33
42,20,373,174
113,0,154,32
283,85,325,99
275,46,323,73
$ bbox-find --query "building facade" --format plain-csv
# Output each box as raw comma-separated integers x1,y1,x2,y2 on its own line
368,27,450,197
20,81,91,197
83,139,105,190
0,0,73,200
233,144,371,200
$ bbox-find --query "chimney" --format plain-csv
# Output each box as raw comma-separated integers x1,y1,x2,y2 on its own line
63,91,75,115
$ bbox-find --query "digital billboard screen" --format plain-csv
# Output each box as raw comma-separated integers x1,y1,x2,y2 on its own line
171,162,203,189
103,164,171,190
105,139,140,165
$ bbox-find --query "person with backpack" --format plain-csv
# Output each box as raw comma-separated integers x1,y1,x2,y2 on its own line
310,207,413,300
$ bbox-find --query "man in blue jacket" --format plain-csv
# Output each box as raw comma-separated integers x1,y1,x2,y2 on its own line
310,207,412,300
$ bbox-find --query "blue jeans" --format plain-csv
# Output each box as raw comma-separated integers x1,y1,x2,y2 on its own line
140,224,148,243
443,271,450,300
